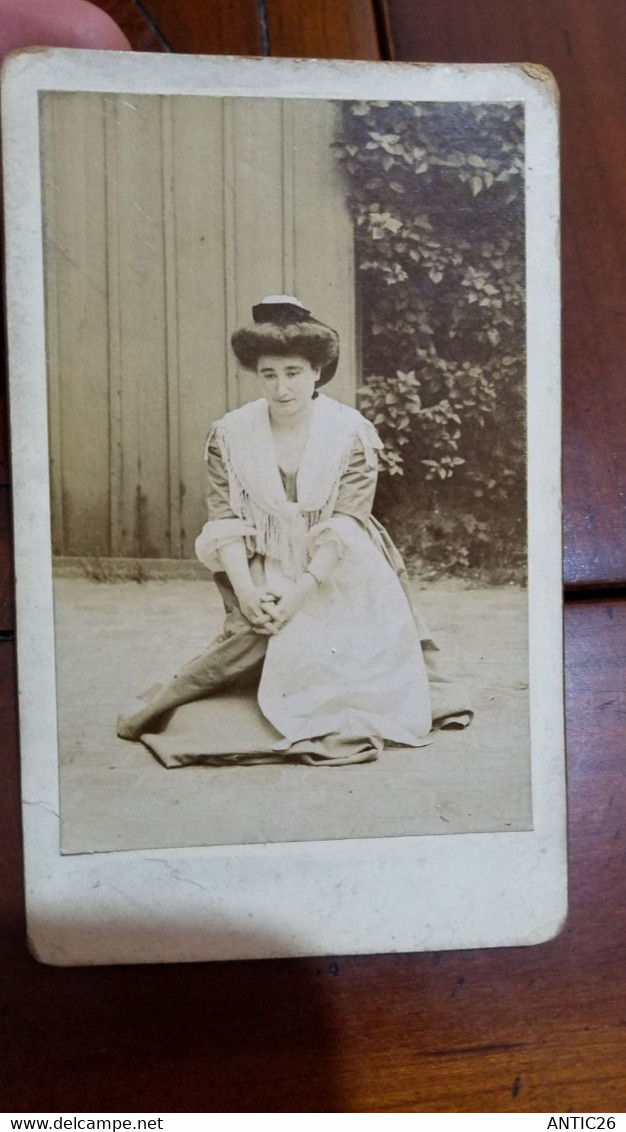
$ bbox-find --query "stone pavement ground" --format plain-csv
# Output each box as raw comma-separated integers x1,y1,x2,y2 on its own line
53,577,532,853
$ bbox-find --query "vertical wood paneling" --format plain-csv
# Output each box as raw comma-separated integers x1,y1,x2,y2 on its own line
222,100,240,416
45,91,357,559
42,92,110,556
170,96,230,557
106,94,170,557
161,98,182,559
281,101,297,295
292,100,355,405
104,94,124,559
231,99,287,408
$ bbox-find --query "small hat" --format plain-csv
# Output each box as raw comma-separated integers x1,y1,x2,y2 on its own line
250,295,339,386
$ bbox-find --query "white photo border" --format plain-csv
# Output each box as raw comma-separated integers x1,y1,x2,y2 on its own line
2,51,564,965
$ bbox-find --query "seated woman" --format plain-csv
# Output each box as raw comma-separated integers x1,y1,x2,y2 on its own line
117,296,471,765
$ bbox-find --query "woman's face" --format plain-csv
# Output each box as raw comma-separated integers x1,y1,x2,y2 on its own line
257,354,319,419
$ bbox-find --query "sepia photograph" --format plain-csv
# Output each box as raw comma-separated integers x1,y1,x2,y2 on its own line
4,51,563,963
39,88,530,854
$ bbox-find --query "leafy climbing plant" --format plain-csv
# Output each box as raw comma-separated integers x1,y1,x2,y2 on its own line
334,100,526,581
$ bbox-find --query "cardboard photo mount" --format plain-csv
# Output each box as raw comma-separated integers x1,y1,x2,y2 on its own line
2,50,564,965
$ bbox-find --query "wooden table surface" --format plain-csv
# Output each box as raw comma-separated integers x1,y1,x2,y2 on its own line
0,0,625,1113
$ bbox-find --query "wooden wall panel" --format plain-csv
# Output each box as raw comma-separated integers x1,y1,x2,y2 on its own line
229,98,357,410
292,101,356,406
381,0,626,590
42,92,356,559
90,0,381,59
265,0,381,59
168,97,230,558
104,94,170,558
229,99,287,408
137,0,262,55
161,98,183,558
41,93,111,557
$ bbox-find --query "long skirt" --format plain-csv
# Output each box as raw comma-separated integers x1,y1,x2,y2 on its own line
133,520,471,768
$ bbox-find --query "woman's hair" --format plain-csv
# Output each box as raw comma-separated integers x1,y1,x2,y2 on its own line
231,320,339,376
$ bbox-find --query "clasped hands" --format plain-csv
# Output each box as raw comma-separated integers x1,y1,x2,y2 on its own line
237,575,317,635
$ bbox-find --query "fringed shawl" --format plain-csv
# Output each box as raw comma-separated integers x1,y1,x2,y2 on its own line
206,394,382,579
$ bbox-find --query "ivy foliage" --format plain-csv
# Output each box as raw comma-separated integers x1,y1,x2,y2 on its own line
334,101,526,581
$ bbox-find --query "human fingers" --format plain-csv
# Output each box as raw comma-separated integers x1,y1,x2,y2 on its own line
0,0,131,65
268,604,288,629
254,604,274,622
243,605,274,629
259,609,281,628
245,614,267,630
252,622,279,636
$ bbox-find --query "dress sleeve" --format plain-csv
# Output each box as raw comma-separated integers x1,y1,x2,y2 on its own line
306,434,379,557
195,427,257,571
333,435,378,525
205,428,235,521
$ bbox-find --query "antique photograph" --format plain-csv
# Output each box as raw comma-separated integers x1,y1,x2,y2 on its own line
4,52,563,963
39,88,531,853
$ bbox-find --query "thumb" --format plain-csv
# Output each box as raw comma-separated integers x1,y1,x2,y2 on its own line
0,0,131,65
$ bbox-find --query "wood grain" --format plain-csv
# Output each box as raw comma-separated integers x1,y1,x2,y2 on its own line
265,0,380,59
134,0,262,54
88,0,381,61
0,600,624,1112
381,0,626,589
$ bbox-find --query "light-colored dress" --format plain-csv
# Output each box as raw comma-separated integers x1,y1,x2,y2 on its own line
194,394,432,757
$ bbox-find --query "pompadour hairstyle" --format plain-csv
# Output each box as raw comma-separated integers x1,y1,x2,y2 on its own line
231,320,339,377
